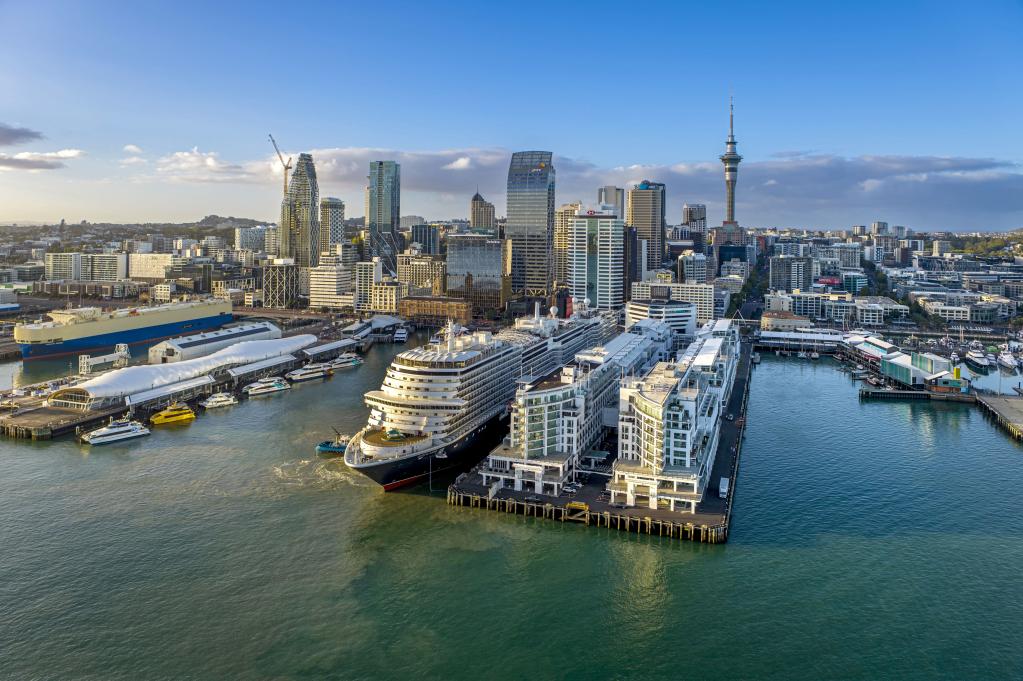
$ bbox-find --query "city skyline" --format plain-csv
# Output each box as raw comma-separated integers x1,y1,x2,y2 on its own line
0,1,1021,230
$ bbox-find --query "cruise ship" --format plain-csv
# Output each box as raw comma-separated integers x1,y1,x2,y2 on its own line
14,299,233,359
345,305,618,490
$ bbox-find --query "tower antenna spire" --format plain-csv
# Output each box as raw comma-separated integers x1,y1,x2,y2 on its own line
729,95,734,138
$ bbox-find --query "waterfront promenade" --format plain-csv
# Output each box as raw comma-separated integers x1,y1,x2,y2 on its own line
448,339,754,542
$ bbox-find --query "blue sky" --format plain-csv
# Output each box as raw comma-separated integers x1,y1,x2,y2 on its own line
1,0,1021,230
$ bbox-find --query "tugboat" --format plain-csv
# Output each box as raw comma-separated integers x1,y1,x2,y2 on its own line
200,392,238,409
150,402,196,425
81,418,150,445
316,429,350,456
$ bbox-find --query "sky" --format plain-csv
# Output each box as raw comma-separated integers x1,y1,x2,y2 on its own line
1,0,1021,231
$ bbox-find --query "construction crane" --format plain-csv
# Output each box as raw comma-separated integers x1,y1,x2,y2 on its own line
268,134,292,196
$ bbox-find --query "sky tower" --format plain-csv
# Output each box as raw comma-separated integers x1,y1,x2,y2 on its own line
719,97,743,224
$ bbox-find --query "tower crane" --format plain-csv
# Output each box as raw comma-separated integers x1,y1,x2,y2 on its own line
268,134,292,196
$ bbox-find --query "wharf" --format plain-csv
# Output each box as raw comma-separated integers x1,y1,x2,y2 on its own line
0,405,123,440
977,396,1023,440
447,341,754,544
859,387,975,403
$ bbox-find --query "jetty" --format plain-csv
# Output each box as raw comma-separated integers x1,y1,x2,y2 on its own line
976,395,1023,441
447,341,754,544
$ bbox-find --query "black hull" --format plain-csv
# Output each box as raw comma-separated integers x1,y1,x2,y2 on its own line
349,415,507,490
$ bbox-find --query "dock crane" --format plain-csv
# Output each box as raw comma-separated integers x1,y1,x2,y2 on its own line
268,134,292,196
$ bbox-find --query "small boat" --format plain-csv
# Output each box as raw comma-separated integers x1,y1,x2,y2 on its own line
285,363,333,382
150,403,196,425
81,418,150,445
244,377,291,396
809,351,820,360
316,429,350,456
949,352,959,364
200,392,238,409
429,334,443,345
393,327,408,343
751,352,761,364
329,352,364,370
965,349,990,370
998,352,1018,371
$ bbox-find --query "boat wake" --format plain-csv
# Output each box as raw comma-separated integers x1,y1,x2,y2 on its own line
271,458,374,489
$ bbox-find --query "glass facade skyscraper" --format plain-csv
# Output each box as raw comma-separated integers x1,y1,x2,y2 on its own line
505,151,555,297
366,161,401,274
445,234,510,316
626,180,666,271
280,153,320,268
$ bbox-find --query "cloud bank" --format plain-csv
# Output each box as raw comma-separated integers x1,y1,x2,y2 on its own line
132,146,1023,230
0,123,44,146
0,148,84,171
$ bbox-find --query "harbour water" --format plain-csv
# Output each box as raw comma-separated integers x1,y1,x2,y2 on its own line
2,348,1022,679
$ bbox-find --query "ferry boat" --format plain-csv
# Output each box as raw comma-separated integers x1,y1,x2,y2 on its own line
393,327,409,343
316,430,350,456
14,299,233,360
329,353,363,370
345,307,618,490
998,352,1019,371
200,392,238,409
81,418,150,445
965,349,990,370
150,403,196,425
285,363,333,382
244,377,291,396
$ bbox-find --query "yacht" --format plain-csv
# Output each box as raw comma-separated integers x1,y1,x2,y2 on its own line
393,327,409,343
809,351,820,360
150,403,196,425
965,349,990,370
285,363,333,382
949,351,960,364
244,377,291,396
81,418,150,445
998,352,1019,371
329,353,364,370
200,392,238,409
344,309,616,491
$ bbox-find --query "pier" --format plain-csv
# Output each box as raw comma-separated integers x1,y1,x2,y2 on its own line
447,341,754,543
977,395,1023,440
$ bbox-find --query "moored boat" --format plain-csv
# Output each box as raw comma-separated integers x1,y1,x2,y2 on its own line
997,352,1018,371
329,353,363,370
200,392,238,409
150,402,196,425
81,418,150,445
285,362,333,382
965,349,990,370
244,377,291,396
393,327,408,343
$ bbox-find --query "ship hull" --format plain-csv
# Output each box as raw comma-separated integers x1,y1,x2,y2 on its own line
348,414,507,491
19,313,232,360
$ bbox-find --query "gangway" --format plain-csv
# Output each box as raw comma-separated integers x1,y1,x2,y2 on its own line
79,344,130,374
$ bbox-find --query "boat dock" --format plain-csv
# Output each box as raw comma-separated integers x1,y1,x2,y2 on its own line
977,395,1023,440
859,387,975,403
447,341,754,544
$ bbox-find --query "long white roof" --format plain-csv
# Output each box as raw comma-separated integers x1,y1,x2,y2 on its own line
75,335,316,398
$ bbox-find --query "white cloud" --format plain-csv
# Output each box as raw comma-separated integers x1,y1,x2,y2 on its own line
442,156,472,170
123,144,143,154
120,156,147,166
0,148,85,170
153,147,266,183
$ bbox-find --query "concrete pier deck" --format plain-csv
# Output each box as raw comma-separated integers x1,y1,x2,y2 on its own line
448,340,754,543
977,395,1023,440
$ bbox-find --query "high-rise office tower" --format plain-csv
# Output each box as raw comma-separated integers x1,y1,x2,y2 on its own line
769,256,813,292
681,203,707,233
679,252,709,284
365,161,401,273
871,221,889,235
280,153,320,268
506,151,555,297
446,234,511,316
263,226,280,257
627,180,666,270
410,223,440,254
623,226,644,301
597,185,625,219
720,98,742,225
552,201,582,285
566,208,624,311
470,191,496,231
319,197,345,255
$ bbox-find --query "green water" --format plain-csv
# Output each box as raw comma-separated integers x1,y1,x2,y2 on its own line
1,349,1022,680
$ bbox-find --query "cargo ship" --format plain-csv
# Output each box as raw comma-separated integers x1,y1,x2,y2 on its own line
14,299,233,359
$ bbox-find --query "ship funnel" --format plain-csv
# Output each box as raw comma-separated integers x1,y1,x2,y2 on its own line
447,318,456,352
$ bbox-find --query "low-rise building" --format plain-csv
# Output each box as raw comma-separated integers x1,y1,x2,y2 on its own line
760,310,813,332
398,296,472,326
